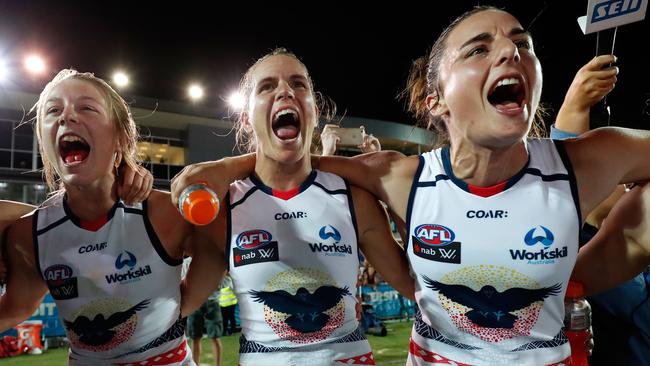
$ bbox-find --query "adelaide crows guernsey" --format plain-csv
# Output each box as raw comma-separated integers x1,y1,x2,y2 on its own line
227,170,373,366
34,194,190,365
406,139,580,365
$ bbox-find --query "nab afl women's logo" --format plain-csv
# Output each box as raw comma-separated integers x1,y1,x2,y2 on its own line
412,224,461,264
236,230,273,250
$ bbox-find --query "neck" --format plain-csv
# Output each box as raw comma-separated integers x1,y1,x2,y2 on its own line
449,139,528,187
64,174,119,221
254,152,311,191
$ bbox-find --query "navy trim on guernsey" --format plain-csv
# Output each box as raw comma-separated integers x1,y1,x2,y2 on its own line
416,174,450,188
35,215,69,236
313,181,347,196
230,187,259,210
553,139,583,225
62,196,121,231
521,168,570,182
249,170,317,197
32,209,44,281
225,191,232,271
441,146,531,193
141,200,182,266
405,155,425,251
344,179,361,259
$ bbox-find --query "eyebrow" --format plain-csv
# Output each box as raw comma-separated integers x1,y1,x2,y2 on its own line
45,95,102,104
256,74,309,85
459,27,531,50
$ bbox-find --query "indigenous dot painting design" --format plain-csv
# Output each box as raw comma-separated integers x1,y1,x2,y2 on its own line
66,298,141,351
438,265,542,343
263,267,346,344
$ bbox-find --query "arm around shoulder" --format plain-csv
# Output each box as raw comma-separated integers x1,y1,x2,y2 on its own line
0,215,48,331
171,153,256,207
351,186,414,300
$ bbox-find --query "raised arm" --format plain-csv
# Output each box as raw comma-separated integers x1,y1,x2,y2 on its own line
564,127,650,218
555,55,617,136
0,216,49,331
351,186,414,300
572,183,650,296
170,154,256,207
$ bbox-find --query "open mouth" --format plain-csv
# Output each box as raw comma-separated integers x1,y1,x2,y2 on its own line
487,77,525,111
59,134,90,165
272,108,300,140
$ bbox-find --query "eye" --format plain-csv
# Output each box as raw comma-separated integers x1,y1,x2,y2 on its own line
292,80,307,89
466,45,488,58
82,105,98,112
46,106,61,115
515,39,531,50
257,82,273,94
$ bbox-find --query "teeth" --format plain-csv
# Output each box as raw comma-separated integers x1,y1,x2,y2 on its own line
274,109,297,120
496,78,519,87
61,135,85,143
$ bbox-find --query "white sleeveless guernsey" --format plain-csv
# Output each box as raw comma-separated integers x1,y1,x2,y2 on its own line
227,170,374,366
406,139,580,366
34,194,192,366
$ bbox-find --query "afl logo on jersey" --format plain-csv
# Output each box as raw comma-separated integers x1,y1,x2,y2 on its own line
414,224,455,246
44,265,74,284
412,224,461,264
44,264,78,300
236,230,274,250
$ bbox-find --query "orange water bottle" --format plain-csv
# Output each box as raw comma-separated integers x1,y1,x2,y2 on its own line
178,183,219,225
564,281,591,366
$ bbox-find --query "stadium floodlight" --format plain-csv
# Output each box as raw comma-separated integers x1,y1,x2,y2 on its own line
0,58,7,82
188,84,204,100
228,91,245,110
113,71,129,88
24,55,46,75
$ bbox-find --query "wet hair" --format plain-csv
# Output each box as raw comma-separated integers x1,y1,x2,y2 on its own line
404,6,546,147
32,69,139,191
234,48,336,152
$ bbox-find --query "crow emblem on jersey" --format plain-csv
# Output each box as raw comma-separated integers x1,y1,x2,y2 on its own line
64,299,150,346
423,276,561,329
250,285,351,333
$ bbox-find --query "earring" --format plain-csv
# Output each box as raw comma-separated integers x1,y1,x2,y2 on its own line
114,151,122,169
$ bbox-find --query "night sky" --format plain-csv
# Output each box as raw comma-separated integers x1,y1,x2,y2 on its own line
1,0,649,130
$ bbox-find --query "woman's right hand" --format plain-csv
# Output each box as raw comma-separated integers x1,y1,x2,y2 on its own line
170,154,256,207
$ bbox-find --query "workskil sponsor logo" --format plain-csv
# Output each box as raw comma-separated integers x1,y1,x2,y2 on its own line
307,225,352,257
44,264,78,300
510,226,568,265
106,251,152,284
411,224,461,264
233,229,279,267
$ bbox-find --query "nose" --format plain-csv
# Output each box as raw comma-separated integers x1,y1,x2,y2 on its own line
494,39,521,67
275,80,295,101
58,105,78,126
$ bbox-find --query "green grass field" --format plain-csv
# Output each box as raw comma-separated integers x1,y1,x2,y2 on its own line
0,321,412,365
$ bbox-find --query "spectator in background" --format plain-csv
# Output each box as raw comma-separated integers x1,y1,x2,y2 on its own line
187,291,223,366
218,274,238,336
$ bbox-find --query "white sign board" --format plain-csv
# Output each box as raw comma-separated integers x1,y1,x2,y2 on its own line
578,0,647,34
